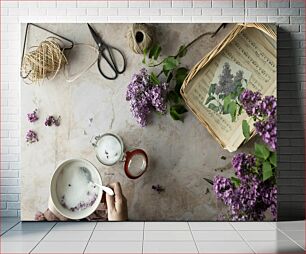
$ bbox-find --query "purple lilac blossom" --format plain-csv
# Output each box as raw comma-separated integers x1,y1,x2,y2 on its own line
213,172,277,221
239,89,277,150
45,116,61,127
27,109,39,122
254,116,277,150
239,90,262,116
259,96,277,117
232,153,256,177
26,130,39,143
126,68,168,127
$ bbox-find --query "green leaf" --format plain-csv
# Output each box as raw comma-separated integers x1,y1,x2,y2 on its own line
163,57,179,71
170,104,188,122
170,109,181,121
154,45,161,60
242,120,250,140
149,44,161,60
150,72,160,85
208,83,217,96
269,152,277,167
171,104,188,114
177,45,187,58
223,95,231,113
208,103,219,112
263,161,273,181
203,178,213,185
166,72,173,83
230,177,241,187
237,104,243,115
167,91,179,104
205,96,215,105
255,143,270,160
228,101,237,122
175,67,188,86
142,47,147,64
163,65,170,77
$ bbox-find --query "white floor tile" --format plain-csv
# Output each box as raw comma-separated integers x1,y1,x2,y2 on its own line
196,241,253,253
282,230,305,249
239,230,290,241
90,230,143,241
231,222,275,230
189,222,233,231
145,222,189,230
42,230,92,242
1,222,20,231
0,230,47,242
143,241,198,253
12,222,56,231
144,230,193,241
52,222,96,231
0,241,37,253
192,230,242,241
85,241,143,253
276,221,305,231
248,240,304,253
95,222,144,231
32,241,87,253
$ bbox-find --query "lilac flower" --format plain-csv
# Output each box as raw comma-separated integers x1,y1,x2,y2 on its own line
126,68,168,127
232,153,256,177
254,117,277,150
27,109,39,123
239,89,277,150
213,152,277,221
26,130,38,143
146,83,168,113
45,116,61,127
239,90,262,116
213,176,234,201
259,96,277,117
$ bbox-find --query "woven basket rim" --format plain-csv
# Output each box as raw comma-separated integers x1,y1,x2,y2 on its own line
180,23,276,151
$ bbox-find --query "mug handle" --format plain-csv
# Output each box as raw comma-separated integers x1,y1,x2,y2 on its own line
124,149,148,179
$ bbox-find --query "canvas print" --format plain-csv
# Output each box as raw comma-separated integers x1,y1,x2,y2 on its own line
20,23,277,222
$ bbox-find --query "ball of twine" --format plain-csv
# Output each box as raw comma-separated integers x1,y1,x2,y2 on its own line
127,24,154,54
21,37,67,84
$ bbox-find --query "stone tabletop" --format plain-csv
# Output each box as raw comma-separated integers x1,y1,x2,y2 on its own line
20,23,249,221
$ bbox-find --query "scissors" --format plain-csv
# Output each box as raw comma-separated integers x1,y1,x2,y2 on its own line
87,24,126,80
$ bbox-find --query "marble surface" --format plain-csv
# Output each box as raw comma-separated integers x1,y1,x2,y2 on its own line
20,23,251,221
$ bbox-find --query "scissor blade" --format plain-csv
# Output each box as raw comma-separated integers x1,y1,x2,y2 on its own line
87,24,102,46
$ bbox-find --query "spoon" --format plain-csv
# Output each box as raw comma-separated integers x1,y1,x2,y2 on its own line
80,167,114,196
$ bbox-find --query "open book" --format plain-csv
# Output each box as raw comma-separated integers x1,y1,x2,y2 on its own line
181,24,277,152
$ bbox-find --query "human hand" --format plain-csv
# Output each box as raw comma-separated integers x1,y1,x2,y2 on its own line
106,182,128,221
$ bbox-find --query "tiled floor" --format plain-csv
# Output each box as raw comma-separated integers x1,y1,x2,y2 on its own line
0,218,304,253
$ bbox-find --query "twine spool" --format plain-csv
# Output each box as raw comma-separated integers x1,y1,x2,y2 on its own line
127,24,154,54
21,37,67,84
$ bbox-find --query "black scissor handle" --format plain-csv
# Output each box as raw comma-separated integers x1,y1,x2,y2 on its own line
97,45,126,80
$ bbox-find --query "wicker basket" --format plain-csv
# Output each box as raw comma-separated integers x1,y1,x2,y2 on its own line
180,23,277,151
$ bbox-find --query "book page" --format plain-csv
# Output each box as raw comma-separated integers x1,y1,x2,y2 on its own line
183,25,276,152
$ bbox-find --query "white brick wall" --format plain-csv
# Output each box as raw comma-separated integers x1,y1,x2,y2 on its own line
0,0,305,218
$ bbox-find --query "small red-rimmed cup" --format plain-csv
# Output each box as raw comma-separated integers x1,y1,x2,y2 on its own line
92,133,148,179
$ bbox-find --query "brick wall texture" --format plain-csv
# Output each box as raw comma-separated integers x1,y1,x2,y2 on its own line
0,0,305,220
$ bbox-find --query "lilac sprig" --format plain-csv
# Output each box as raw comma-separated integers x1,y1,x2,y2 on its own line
126,68,168,127
26,130,39,143
254,116,277,150
239,90,277,150
27,109,39,123
45,116,61,127
213,167,277,221
232,153,256,178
